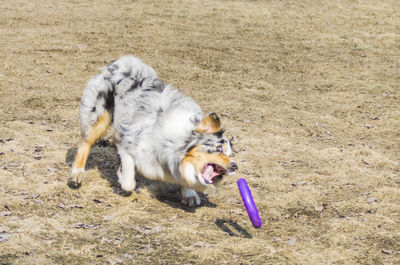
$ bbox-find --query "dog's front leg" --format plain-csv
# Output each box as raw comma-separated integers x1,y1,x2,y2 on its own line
180,187,201,206
117,147,136,192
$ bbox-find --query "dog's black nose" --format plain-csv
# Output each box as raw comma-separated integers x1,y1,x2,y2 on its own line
229,161,238,172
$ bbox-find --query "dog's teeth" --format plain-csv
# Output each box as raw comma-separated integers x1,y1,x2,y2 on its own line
206,165,213,175
203,165,214,183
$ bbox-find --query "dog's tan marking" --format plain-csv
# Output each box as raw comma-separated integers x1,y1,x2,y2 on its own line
71,111,111,182
181,146,231,178
195,113,221,134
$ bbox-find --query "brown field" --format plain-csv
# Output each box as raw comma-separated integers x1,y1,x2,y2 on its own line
1,0,399,264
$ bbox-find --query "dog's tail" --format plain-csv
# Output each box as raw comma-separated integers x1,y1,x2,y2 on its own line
79,55,162,138
79,73,114,138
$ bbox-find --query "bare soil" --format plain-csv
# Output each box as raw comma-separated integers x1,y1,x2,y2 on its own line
1,0,399,264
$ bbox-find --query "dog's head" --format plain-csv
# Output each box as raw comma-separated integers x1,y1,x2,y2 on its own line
181,113,237,192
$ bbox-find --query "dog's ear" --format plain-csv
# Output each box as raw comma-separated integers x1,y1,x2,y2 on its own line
194,112,221,134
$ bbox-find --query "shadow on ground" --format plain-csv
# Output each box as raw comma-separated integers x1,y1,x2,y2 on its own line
215,218,252,239
65,140,217,212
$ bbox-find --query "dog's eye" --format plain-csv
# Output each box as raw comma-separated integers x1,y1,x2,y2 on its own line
216,145,223,153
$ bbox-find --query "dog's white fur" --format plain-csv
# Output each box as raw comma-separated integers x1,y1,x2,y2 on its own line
71,55,236,206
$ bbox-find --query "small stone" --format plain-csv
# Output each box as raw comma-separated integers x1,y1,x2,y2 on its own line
108,257,123,265
367,197,377,203
361,159,370,165
273,236,281,242
291,181,307,186
151,226,164,234
33,155,42,160
122,253,133,259
0,211,12,216
93,199,103,204
0,233,10,242
381,249,394,255
48,167,58,172
113,237,123,245
77,44,88,50
139,225,164,234
103,215,114,221
23,169,32,176
0,137,13,143
287,238,296,245
75,223,98,229
194,241,212,248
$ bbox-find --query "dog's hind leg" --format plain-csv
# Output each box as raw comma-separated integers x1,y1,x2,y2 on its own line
70,111,111,187
117,146,136,192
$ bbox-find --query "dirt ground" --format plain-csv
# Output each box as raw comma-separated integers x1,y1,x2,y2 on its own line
1,0,399,264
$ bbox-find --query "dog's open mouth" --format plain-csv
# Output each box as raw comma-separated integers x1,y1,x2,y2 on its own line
202,163,228,184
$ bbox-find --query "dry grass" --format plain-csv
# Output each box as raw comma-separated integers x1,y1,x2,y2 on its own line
1,0,399,264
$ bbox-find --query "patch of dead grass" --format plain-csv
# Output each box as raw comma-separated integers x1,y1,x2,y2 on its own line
1,0,399,264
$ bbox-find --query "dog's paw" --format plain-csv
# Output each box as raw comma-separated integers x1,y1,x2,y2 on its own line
180,188,201,206
117,167,136,192
119,181,135,192
69,167,84,188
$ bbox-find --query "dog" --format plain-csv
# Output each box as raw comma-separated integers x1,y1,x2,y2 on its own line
70,55,237,206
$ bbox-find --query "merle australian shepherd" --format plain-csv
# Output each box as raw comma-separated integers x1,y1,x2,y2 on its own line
71,55,237,206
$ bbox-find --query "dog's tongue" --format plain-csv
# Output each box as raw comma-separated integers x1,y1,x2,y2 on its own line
203,164,219,184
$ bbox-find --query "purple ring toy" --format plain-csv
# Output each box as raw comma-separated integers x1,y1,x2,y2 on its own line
237,178,262,228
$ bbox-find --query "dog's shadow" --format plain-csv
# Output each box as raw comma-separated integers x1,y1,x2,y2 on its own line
65,140,216,212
